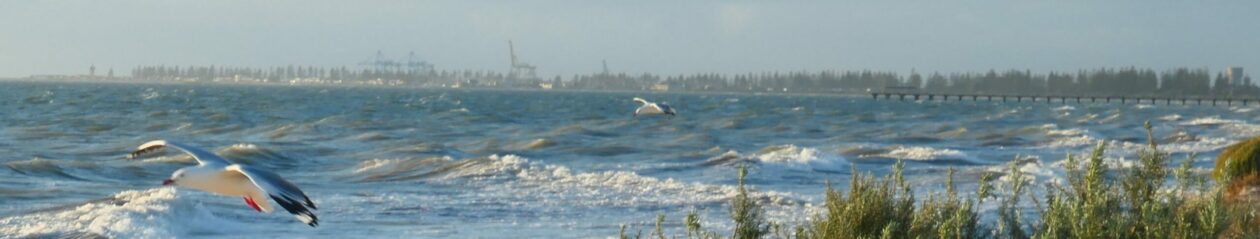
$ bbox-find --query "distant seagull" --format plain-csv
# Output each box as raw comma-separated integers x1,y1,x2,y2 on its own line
633,97,676,117
129,140,319,227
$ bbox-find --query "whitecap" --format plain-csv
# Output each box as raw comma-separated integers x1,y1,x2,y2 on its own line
1223,123,1260,137
988,156,1054,185
1054,136,1097,148
1099,113,1121,123
1046,128,1087,137
752,145,823,164
438,155,805,208
874,146,966,161
0,188,249,238
1075,113,1098,123
140,89,161,100
1181,116,1242,126
346,156,454,182
1114,137,1232,155
1159,114,1182,122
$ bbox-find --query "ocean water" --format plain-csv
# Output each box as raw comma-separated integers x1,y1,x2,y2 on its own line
0,81,1254,238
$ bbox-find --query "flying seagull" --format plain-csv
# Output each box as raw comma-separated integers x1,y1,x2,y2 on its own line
129,140,319,227
633,97,676,117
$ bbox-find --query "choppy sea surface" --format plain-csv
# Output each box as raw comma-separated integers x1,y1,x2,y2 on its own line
0,81,1254,238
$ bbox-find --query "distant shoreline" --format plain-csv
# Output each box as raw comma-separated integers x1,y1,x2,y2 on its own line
0,77,871,98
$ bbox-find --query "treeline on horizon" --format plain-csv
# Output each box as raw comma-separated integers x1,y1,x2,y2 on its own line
130,65,1255,97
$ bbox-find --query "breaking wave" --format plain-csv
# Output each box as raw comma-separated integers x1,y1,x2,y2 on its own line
841,145,974,164
347,154,802,208
878,146,967,161
701,145,847,172
1181,116,1242,126
0,188,250,238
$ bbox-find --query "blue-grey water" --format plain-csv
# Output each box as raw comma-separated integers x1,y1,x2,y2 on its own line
0,81,1250,238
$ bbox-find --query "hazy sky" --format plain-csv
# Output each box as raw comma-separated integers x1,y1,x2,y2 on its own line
1,1,1256,78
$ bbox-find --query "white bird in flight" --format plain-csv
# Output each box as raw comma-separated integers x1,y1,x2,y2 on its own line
633,97,676,117
129,140,319,227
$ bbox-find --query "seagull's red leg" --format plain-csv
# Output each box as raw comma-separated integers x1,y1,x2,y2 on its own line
243,196,262,212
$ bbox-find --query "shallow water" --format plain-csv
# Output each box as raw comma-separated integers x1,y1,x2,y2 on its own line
0,81,1253,238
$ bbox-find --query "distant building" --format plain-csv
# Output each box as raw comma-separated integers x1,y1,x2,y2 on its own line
1228,67,1245,85
651,82,670,92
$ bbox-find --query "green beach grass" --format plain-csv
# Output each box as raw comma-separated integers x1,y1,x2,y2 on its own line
625,122,1260,238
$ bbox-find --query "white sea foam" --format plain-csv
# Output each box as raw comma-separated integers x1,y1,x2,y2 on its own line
1053,105,1075,111
742,145,847,171
1040,124,1057,130
1046,128,1087,137
0,188,247,238
1047,155,1137,171
1042,135,1097,148
1223,123,1260,137
454,155,801,208
352,158,398,174
990,156,1056,185
1076,113,1098,123
1042,124,1088,137
141,88,161,100
752,145,822,164
375,154,821,229
1159,114,1183,122
874,146,966,161
1099,113,1121,123
1181,116,1242,126
1114,137,1232,154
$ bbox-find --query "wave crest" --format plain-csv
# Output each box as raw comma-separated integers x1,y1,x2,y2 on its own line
0,188,246,238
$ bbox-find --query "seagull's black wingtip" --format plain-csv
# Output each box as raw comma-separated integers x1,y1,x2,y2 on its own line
272,195,319,228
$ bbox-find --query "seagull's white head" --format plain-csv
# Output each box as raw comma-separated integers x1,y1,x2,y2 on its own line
163,166,216,187
163,168,187,186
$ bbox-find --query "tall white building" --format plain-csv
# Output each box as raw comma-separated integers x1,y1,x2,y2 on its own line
1227,66,1245,85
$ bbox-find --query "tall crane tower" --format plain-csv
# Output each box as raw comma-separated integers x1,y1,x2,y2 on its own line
507,40,538,81
406,51,435,74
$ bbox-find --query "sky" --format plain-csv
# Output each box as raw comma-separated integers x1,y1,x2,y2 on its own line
1,1,1257,78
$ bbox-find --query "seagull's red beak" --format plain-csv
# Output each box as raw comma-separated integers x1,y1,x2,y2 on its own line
162,179,175,186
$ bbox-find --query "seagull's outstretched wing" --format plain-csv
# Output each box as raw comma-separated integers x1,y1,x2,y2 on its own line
128,140,231,166
633,97,649,105
226,164,319,227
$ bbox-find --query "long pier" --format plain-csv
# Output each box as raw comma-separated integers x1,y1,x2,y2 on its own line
869,92,1257,106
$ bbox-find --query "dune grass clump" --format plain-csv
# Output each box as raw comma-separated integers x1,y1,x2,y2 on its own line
1215,135,1260,182
628,122,1260,238
804,160,979,239
730,165,769,239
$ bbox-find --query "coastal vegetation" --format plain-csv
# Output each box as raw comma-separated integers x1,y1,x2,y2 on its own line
625,123,1260,238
